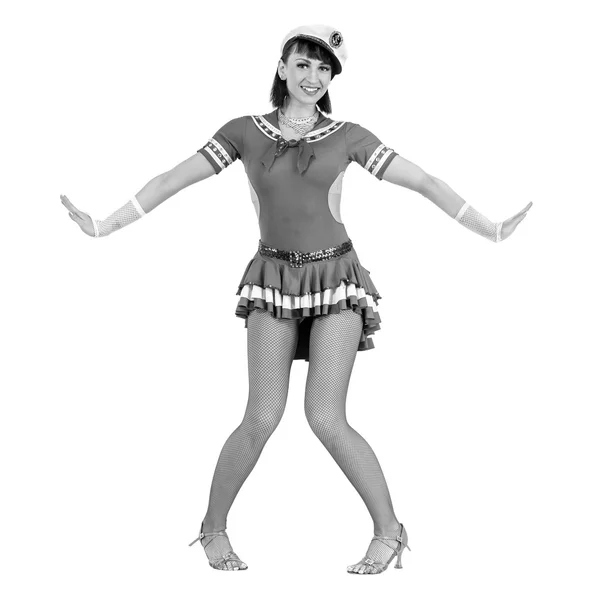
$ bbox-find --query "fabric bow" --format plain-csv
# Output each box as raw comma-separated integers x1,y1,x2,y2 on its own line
260,135,315,176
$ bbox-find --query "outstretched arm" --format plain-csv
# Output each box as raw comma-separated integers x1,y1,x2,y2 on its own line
381,155,532,242
62,152,217,237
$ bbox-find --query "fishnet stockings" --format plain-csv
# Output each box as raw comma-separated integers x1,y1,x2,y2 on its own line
200,307,401,571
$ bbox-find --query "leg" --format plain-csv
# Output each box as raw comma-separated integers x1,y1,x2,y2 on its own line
304,308,403,573
200,308,299,569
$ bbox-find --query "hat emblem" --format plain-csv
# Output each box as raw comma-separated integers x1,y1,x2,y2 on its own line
329,31,343,49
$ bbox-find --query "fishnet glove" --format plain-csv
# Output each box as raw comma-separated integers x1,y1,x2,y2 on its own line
93,196,146,237
454,202,502,242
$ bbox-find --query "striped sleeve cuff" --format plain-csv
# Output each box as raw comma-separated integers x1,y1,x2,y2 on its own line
197,138,235,175
366,145,398,180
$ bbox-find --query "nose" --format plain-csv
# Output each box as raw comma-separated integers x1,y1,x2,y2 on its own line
305,66,323,85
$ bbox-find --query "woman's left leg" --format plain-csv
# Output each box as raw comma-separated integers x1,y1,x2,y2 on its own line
304,308,404,572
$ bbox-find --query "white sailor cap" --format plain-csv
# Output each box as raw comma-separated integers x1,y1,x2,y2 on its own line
280,24,348,77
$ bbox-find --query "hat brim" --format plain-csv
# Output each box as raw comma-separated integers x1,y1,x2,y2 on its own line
283,35,342,76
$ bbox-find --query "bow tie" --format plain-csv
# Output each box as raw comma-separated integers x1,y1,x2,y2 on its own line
260,135,315,176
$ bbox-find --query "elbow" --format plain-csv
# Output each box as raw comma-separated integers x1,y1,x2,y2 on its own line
419,173,438,197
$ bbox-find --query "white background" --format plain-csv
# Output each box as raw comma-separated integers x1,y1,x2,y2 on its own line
2,0,599,598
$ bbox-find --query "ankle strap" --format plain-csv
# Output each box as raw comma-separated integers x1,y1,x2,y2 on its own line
188,530,227,547
372,534,403,542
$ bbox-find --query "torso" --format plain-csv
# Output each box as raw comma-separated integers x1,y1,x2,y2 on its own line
243,109,350,252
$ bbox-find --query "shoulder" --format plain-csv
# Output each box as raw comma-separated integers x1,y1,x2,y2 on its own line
224,114,250,127
213,115,249,140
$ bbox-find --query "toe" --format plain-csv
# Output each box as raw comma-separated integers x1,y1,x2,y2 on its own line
358,564,367,574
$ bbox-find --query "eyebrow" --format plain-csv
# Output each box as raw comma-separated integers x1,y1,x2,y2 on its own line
294,58,329,65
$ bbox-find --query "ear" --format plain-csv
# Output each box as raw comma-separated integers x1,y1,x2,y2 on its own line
278,59,286,79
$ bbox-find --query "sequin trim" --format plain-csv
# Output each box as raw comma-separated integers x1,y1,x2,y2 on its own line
258,239,353,268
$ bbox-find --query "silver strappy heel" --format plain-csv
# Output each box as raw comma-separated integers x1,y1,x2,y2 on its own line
347,523,411,574
189,522,248,571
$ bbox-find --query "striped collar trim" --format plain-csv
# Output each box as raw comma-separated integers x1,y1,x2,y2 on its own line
251,114,345,143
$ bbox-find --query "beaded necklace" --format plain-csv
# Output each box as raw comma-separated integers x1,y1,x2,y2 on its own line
277,107,319,137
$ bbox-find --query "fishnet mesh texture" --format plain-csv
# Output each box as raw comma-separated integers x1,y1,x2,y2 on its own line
200,307,401,571
457,204,499,241
94,199,142,237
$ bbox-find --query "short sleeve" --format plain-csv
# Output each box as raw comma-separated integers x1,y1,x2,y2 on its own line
197,116,246,175
345,122,398,180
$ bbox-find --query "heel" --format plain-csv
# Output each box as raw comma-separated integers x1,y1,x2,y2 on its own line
189,521,248,570
394,542,411,569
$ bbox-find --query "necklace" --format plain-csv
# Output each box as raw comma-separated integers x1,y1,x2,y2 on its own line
277,107,319,137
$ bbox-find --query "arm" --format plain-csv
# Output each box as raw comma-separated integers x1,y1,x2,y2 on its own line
381,156,531,242
91,153,216,237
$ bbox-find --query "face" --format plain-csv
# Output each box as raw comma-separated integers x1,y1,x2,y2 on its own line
278,51,333,107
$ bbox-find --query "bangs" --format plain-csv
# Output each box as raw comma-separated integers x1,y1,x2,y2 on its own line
288,39,334,67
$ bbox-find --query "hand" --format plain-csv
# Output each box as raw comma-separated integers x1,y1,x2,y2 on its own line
61,194,95,237
500,201,533,240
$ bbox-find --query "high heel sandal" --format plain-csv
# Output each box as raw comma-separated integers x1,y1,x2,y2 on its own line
189,522,248,571
347,523,411,574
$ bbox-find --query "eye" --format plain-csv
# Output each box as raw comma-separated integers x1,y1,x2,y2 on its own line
297,63,330,72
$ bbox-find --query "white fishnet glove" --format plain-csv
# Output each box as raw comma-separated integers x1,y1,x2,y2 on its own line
454,201,532,242
92,196,146,237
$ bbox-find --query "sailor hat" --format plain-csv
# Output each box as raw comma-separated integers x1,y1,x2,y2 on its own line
280,24,348,77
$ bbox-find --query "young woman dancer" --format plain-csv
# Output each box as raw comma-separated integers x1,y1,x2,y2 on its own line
61,24,532,574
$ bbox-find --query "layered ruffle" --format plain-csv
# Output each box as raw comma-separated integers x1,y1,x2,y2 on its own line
234,250,383,361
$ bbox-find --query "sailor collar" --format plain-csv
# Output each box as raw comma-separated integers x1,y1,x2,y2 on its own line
252,109,345,175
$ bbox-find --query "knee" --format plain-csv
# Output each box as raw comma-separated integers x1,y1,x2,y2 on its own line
240,406,285,444
304,402,346,441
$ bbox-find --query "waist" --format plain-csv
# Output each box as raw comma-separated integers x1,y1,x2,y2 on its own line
258,238,354,268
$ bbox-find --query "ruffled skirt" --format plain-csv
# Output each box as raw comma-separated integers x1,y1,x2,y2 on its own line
235,244,382,361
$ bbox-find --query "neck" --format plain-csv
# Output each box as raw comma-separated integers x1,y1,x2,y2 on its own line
282,96,318,119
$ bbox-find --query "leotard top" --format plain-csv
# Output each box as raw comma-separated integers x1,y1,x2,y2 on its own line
197,108,398,253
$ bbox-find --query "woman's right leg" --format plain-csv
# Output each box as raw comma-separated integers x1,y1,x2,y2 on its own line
199,308,299,566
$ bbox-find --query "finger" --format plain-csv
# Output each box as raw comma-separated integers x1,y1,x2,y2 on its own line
512,213,527,229
513,205,531,220
61,195,76,212
519,201,533,215
61,195,83,218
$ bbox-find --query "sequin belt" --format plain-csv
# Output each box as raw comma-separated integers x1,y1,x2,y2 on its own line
258,239,353,268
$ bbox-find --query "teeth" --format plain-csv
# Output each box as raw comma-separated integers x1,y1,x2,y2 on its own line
302,86,318,91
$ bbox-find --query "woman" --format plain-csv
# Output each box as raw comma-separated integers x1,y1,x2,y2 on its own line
61,24,532,575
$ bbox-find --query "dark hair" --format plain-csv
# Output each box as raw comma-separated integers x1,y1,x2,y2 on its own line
269,38,334,114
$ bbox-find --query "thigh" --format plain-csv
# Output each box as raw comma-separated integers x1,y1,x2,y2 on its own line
245,308,300,419
305,309,364,415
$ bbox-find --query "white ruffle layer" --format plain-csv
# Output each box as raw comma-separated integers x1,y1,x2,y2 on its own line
238,279,380,312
